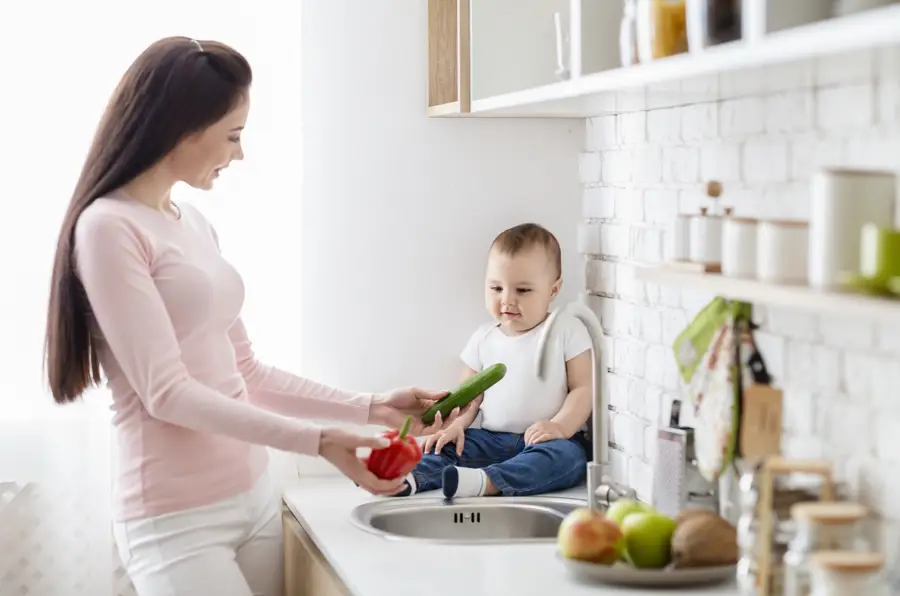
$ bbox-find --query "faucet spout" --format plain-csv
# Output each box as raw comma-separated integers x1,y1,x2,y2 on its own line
535,297,607,466
536,296,636,511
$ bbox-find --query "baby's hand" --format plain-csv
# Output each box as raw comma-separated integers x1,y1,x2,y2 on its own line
423,423,466,456
524,420,567,445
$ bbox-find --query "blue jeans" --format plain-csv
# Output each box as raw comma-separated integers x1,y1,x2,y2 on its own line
411,428,588,497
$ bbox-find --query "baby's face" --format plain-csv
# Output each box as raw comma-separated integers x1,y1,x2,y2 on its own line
484,246,560,335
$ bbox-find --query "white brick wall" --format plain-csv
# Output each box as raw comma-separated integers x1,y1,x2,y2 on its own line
581,47,900,519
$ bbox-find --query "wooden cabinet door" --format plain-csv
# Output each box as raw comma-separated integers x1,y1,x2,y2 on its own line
428,0,471,115
283,507,351,596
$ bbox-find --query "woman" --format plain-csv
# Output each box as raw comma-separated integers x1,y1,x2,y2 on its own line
43,36,457,596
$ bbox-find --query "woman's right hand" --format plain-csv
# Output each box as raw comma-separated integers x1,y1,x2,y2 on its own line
318,428,408,495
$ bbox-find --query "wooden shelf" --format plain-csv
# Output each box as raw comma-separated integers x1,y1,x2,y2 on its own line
427,101,465,117
466,4,900,118
637,266,900,323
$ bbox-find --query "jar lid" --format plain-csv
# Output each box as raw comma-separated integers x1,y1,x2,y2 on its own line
727,216,758,224
810,551,884,573
818,166,896,178
760,218,809,228
790,501,868,523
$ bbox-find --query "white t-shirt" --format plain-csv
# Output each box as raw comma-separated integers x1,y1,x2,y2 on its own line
460,311,593,434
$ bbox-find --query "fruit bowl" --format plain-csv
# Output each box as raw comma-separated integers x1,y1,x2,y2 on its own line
557,555,737,588
556,503,739,588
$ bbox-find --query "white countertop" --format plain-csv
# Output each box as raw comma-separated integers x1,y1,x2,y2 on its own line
282,478,739,596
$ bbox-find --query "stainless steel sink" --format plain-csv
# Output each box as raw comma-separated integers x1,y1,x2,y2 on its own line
350,496,585,544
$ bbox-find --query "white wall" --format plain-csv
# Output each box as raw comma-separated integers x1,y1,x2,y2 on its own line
578,49,900,521
0,1,301,594
298,3,583,421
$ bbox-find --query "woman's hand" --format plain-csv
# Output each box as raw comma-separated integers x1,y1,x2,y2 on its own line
368,386,460,436
318,428,408,495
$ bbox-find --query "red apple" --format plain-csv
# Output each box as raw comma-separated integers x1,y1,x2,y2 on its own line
557,507,624,565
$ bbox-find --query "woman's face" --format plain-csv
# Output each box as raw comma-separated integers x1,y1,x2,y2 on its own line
169,95,250,190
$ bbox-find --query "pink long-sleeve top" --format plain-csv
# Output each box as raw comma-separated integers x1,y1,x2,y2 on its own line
74,193,372,521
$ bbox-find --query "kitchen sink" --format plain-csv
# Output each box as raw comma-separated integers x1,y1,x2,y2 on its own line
349,496,585,544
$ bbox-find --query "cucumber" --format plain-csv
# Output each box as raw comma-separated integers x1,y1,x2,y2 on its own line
421,363,507,425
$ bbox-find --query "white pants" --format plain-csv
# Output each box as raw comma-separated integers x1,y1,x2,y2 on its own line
113,471,284,596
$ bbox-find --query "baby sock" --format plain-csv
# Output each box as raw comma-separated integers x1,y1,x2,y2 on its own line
394,473,417,497
442,466,486,499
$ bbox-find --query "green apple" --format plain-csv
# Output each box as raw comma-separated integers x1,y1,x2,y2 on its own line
605,499,649,527
621,511,678,569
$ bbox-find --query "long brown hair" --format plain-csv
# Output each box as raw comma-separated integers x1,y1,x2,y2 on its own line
44,36,252,404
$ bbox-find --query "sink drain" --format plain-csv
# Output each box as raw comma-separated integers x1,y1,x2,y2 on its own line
453,511,482,523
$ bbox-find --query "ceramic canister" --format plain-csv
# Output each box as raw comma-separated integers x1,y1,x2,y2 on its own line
668,214,692,261
689,207,723,265
758,219,809,283
808,168,896,290
722,214,758,279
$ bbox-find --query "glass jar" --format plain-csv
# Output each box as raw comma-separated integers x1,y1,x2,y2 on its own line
783,502,870,596
620,0,640,67
809,551,888,596
636,0,688,63
686,0,742,53
737,555,785,596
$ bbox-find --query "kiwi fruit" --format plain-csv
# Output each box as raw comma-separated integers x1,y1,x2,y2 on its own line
674,508,719,526
671,514,739,569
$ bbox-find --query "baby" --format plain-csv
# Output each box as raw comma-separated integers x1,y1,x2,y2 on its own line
398,223,594,499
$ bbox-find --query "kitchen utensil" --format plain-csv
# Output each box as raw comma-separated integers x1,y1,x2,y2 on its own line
652,424,719,518
809,168,896,291
757,219,808,283
556,554,736,588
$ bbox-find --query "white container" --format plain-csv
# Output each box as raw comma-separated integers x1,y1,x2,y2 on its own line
757,220,808,283
668,214,692,260
689,207,723,265
809,551,887,596
722,216,758,278
835,0,900,16
808,168,896,290
741,0,833,43
687,0,742,53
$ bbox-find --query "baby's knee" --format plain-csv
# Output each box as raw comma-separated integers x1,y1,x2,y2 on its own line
531,438,586,460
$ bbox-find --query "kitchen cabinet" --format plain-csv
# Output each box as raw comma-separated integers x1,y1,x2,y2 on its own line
427,1,900,118
427,0,623,116
283,505,351,596
427,0,471,116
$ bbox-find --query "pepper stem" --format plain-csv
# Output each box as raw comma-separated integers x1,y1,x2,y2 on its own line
398,415,412,440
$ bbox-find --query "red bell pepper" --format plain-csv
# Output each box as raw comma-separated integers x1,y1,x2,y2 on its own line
366,415,423,480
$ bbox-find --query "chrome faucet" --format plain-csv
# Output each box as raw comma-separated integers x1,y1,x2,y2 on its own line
535,295,637,512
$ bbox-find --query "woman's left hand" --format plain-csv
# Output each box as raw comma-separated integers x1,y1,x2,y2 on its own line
368,387,459,435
